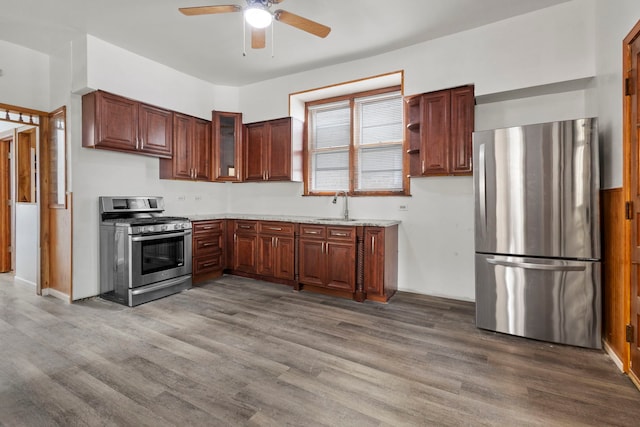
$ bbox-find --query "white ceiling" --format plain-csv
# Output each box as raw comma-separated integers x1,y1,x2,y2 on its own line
0,0,571,86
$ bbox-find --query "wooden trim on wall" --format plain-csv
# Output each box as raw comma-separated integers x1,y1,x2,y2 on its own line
601,188,628,370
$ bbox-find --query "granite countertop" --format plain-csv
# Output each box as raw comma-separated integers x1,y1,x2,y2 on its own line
185,213,400,227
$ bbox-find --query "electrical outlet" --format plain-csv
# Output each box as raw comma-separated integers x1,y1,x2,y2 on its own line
399,204,408,211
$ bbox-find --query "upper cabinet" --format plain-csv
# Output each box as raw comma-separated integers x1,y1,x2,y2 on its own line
405,85,474,177
212,111,243,182
159,113,212,181
244,117,303,182
82,90,173,158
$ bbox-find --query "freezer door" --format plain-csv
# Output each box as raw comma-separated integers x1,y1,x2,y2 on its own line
473,118,600,259
475,253,601,348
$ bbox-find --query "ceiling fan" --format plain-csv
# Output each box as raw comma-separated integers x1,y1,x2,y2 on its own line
179,0,331,49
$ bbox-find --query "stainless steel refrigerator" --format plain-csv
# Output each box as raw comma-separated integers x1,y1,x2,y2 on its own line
473,118,601,349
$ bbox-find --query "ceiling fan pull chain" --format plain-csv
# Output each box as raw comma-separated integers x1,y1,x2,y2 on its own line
242,17,247,57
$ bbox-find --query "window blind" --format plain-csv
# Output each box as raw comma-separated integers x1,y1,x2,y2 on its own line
308,101,351,192
354,92,403,191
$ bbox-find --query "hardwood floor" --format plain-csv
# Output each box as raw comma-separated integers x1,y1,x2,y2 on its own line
1,274,639,426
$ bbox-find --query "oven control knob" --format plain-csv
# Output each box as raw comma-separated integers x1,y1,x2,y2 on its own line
161,225,168,231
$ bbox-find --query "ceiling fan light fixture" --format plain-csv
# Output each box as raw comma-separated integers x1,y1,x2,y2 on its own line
245,6,272,29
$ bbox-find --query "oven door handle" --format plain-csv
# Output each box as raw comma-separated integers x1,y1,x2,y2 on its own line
130,230,192,242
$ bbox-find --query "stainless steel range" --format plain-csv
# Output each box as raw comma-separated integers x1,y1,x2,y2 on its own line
99,196,192,306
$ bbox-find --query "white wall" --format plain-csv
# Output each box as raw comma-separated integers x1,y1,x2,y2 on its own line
235,0,596,300
594,0,640,188
0,40,49,111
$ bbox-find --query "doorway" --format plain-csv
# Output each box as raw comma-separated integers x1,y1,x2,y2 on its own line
0,103,72,301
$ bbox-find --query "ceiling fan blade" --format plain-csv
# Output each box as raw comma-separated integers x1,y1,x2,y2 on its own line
179,5,241,16
274,10,331,38
251,27,266,49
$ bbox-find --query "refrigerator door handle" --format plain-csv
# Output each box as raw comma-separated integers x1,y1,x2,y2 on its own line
486,258,586,272
478,143,487,232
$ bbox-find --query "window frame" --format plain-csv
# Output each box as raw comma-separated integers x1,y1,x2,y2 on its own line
303,85,409,197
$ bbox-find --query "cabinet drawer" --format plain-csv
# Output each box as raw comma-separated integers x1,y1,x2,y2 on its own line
193,254,223,275
258,221,294,236
327,226,356,242
193,233,223,257
193,220,223,234
300,224,326,239
235,220,257,233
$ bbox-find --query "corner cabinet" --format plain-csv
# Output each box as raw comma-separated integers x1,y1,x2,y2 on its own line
82,90,173,158
405,85,474,176
159,113,212,181
213,111,243,182
244,117,303,182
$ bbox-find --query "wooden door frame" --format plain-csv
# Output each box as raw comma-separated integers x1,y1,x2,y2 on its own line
623,20,640,387
0,103,51,297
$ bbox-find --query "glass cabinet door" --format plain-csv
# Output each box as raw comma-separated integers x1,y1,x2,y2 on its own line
213,111,243,181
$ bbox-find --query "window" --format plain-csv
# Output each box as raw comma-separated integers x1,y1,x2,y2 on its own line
305,87,406,195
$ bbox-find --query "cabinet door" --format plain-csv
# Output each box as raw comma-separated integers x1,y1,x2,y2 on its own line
274,236,295,280
193,117,212,181
95,91,138,151
244,123,266,181
364,228,385,296
265,118,291,181
299,239,326,286
326,242,356,291
213,111,242,181
138,103,173,158
171,113,193,180
257,235,276,277
450,86,475,175
234,233,257,273
421,90,450,175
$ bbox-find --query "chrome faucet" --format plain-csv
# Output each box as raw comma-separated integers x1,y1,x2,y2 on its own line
332,191,349,220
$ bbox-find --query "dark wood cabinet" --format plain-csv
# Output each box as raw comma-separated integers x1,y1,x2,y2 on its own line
233,220,258,274
160,113,212,181
244,117,303,182
209,218,398,302
363,225,398,302
298,225,356,293
257,222,295,281
213,111,243,182
192,220,224,284
82,90,173,158
406,85,474,176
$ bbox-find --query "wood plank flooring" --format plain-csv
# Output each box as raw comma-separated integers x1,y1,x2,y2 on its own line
1,274,639,426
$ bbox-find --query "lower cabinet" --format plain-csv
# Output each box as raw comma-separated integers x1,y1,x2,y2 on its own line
192,220,224,284
298,225,356,293
363,225,399,302
257,222,296,281
233,220,258,274
196,218,398,302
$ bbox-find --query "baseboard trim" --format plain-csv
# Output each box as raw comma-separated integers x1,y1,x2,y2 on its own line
603,340,625,373
14,276,36,287
42,287,71,303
